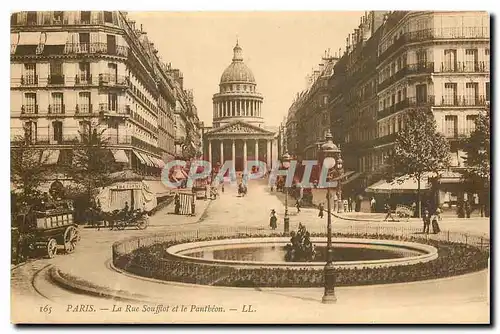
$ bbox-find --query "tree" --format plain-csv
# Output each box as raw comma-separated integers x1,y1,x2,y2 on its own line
388,109,450,217
10,137,50,204
65,124,119,206
463,108,490,216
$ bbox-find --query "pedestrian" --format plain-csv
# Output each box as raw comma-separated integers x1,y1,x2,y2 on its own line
370,197,376,213
269,209,278,230
318,203,324,219
464,200,471,218
295,199,301,213
221,182,225,193
411,202,417,218
422,209,431,234
431,210,441,234
174,193,180,214
383,202,396,222
347,197,353,212
343,199,348,212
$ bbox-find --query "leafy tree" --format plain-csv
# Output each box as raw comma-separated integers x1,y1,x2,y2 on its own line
388,109,450,217
462,108,490,216
65,123,119,206
10,136,50,204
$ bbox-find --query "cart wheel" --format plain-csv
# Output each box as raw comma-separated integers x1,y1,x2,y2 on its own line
47,238,58,259
136,219,147,230
64,226,79,254
117,221,126,230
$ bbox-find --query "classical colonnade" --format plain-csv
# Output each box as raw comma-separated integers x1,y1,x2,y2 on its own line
207,138,272,171
213,99,263,118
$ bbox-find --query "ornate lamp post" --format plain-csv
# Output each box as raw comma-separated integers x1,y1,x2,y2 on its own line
282,152,291,234
321,130,342,304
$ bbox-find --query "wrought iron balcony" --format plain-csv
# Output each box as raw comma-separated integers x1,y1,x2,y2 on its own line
439,95,487,107
20,75,38,86
98,74,128,87
48,74,65,85
48,104,65,115
440,61,490,73
378,67,408,91
406,62,435,74
20,105,38,115
75,74,93,85
64,43,128,57
405,27,489,43
407,95,436,108
98,103,131,117
75,104,93,115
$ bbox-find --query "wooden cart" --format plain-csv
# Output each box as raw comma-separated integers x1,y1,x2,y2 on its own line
12,200,80,261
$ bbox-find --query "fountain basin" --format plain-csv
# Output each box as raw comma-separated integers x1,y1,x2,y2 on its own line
166,237,438,269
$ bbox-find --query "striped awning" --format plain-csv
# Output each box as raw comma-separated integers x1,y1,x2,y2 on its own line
132,150,147,165
141,153,155,167
112,149,129,163
40,150,60,165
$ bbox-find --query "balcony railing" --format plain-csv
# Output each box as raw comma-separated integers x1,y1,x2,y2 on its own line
378,67,408,91
129,111,158,133
30,134,80,145
439,95,487,107
406,62,434,74
106,134,133,145
20,75,38,86
98,103,131,117
406,27,489,43
440,61,490,73
75,74,93,85
98,74,128,87
48,74,65,85
408,95,436,107
64,43,128,57
378,34,407,60
20,105,38,115
75,104,93,114
378,99,411,119
48,104,65,115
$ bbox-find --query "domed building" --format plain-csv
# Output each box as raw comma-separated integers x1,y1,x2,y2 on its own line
203,41,277,172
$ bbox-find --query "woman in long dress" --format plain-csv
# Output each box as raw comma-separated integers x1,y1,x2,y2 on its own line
269,209,278,230
432,208,441,234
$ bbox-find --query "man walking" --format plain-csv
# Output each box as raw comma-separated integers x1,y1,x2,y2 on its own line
318,203,324,219
295,199,301,214
383,202,396,222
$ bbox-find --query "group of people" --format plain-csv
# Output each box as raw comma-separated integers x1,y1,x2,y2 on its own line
422,208,442,234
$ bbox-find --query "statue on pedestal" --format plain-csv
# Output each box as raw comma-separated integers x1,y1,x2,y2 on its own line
284,223,316,262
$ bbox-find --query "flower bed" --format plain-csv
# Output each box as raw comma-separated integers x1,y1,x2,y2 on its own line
115,233,489,288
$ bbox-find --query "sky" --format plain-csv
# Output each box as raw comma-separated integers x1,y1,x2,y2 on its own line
128,12,364,127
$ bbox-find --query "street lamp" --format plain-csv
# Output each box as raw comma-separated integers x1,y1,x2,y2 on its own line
321,130,342,304
282,152,291,234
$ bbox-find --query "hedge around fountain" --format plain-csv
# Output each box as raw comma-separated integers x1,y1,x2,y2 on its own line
115,233,489,288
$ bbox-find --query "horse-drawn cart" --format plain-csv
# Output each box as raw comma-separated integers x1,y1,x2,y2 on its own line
12,199,80,262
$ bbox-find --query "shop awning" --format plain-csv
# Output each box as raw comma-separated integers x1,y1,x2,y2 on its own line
45,31,68,45
40,150,60,165
132,150,147,165
436,170,463,184
142,153,156,167
112,150,129,163
151,156,165,169
18,32,42,45
11,33,19,45
365,175,431,194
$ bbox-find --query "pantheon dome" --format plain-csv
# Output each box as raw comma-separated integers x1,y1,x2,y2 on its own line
212,41,264,128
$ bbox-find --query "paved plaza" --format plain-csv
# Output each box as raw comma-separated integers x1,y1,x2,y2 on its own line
11,181,490,324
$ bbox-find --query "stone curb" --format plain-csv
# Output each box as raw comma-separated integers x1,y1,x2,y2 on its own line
48,266,149,303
